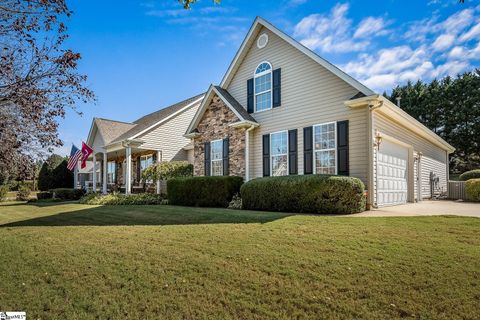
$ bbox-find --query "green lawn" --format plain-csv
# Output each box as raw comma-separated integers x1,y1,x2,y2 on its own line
0,203,479,319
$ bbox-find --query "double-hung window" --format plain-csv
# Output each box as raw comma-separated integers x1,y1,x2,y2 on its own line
270,131,288,176
107,161,116,184
313,122,336,174
254,62,272,112
140,154,154,172
210,139,223,176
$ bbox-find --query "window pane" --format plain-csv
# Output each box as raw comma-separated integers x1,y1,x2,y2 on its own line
315,150,336,174
255,91,271,112
255,73,271,93
272,155,288,176
211,160,223,176
211,140,223,160
271,131,287,155
314,123,335,151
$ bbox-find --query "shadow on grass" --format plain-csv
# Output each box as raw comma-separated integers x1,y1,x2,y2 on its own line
1,203,291,227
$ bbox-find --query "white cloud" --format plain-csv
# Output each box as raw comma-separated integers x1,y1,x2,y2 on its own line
459,22,480,41
354,17,390,38
432,34,455,51
288,0,308,6
293,3,390,53
431,60,470,78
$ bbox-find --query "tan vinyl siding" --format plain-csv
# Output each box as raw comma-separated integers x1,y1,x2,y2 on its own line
138,103,200,162
92,130,106,153
226,27,368,184
374,111,447,199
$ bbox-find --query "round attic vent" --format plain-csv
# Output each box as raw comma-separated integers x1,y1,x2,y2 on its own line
257,33,268,49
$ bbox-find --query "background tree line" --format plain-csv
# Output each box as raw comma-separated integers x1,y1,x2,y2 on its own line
384,69,480,174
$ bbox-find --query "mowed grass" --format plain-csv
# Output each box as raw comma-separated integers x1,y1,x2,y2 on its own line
0,203,479,319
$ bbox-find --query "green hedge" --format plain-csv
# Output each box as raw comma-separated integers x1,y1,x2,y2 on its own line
241,175,366,214
465,178,480,202
167,176,244,207
51,188,85,200
79,193,165,205
0,185,8,202
37,191,53,200
459,169,480,181
16,185,31,201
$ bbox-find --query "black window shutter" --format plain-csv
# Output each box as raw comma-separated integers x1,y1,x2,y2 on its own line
204,142,211,176
136,156,141,182
223,138,229,176
337,120,349,176
288,129,297,175
273,68,281,108
247,78,254,113
303,127,313,174
262,134,270,177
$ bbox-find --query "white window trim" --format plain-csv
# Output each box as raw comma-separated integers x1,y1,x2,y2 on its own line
107,161,116,184
140,154,154,171
270,130,289,177
313,121,337,175
210,139,223,176
254,61,273,113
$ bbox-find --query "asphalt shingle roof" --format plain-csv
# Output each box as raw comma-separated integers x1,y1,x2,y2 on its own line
94,118,136,145
214,86,257,123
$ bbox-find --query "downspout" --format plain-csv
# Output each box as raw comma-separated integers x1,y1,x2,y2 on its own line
245,125,256,181
367,100,383,209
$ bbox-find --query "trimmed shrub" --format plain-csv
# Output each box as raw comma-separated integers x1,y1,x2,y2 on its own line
167,176,244,207
16,185,31,201
37,191,53,200
142,161,193,182
0,185,8,202
50,188,85,200
459,169,480,181
465,178,480,202
79,193,164,205
241,175,366,214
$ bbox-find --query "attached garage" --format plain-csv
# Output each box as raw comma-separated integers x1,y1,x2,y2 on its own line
345,95,455,209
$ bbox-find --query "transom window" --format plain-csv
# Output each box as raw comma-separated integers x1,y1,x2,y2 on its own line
271,131,288,176
254,62,272,112
211,139,223,176
314,122,337,174
107,161,116,184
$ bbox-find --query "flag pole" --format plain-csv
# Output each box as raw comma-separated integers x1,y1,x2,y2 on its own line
74,162,78,189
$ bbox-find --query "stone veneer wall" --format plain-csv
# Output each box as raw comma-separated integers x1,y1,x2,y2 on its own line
193,95,246,178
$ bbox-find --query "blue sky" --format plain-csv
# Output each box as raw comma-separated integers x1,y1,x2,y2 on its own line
56,0,480,155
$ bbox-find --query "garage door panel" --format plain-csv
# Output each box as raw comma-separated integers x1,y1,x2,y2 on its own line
376,140,409,207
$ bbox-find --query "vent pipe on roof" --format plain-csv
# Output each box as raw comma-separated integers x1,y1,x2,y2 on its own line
396,97,401,108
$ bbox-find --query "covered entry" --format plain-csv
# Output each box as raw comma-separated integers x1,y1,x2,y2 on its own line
376,139,409,207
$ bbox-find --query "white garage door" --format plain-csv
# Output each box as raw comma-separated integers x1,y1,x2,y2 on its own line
376,140,408,207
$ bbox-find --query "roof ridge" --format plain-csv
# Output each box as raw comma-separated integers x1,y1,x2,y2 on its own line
133,92,205,124
95,117,135,125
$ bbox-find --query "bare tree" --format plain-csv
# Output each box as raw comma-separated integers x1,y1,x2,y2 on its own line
0,0,95,179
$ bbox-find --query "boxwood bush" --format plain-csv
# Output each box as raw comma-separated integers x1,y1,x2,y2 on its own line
79,193,165,205
241,175,366,214
465,178,480,202
51,188,85,200
37,191,53,200
167,176,243,207
459,169,480,181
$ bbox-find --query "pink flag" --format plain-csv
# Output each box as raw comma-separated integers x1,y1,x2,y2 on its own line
80,141,93,169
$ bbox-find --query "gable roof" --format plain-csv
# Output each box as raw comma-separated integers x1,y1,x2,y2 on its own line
87,118,136,147
220,17,375,96
185,85,258,135
108,93,205,145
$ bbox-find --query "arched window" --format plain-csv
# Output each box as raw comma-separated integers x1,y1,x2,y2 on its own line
254,61,272,112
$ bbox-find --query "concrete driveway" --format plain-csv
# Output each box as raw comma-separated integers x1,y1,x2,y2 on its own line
352,200,480,218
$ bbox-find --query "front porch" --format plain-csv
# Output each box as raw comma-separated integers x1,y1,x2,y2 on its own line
76,144,163,195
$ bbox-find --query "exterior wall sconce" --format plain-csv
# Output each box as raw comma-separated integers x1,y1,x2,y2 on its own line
374,131,382,149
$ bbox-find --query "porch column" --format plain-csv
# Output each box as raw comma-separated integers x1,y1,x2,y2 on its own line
156,150,162,194
125,146,132,195
92,155,97,193
102,152,107,194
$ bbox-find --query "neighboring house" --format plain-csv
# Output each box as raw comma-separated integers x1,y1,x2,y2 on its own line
82,94,204,193
185,17,455,208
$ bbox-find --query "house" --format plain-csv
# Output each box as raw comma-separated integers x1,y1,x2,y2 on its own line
80,93,204,193
185,17,455,208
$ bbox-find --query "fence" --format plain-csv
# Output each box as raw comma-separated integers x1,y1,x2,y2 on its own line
448,181,466,200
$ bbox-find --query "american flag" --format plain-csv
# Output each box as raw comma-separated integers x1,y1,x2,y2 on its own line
67,144,82,171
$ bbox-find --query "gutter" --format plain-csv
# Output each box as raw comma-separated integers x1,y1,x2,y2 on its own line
367,100,383,209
